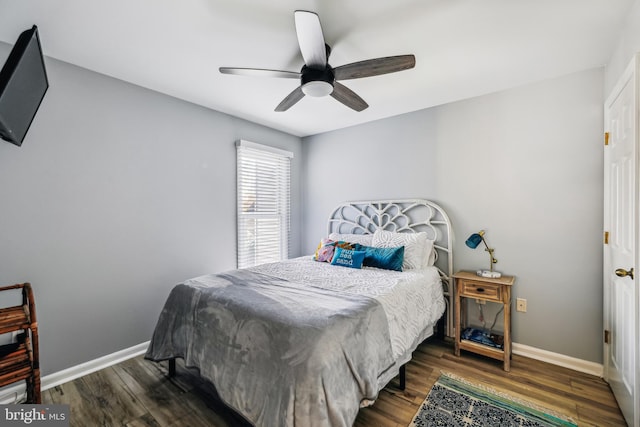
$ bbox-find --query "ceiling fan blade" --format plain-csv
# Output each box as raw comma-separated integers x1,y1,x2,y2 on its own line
333,55,416,80
330,82,368,112
294,10,327,69
275,86,305,112
219,67,301,79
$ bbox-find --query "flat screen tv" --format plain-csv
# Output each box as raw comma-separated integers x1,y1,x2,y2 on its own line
0,25,49,146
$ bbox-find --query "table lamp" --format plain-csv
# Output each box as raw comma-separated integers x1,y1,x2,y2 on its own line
465,230,501,278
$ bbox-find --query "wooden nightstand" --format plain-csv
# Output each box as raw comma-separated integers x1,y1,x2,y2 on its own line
453,271,515,371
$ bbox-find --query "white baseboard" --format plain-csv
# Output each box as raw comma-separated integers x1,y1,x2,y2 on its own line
42,341,150,390
513,342,603,377
0,341,149,404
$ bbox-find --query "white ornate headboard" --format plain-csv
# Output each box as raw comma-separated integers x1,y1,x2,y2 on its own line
327,199,454,337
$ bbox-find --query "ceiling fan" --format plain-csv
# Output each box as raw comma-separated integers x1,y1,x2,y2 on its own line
219,10,416,112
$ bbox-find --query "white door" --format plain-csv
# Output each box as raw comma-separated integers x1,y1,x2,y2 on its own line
604,54,639,427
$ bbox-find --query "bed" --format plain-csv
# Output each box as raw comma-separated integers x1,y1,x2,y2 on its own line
145,199,454,427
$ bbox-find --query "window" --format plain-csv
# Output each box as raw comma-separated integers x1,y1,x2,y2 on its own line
236,140,292,268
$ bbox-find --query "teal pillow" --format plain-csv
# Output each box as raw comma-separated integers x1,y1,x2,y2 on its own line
354,244,404,272
330,247,365,269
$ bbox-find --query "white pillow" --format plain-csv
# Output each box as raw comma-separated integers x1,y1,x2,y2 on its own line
424,239,436,266
372,229,429,270
328,232,374,246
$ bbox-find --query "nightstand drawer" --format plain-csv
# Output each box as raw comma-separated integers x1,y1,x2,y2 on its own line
459,280,502,302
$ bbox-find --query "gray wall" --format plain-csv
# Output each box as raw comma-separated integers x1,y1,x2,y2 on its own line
0,46,303,375
605,0,640,96
303,68,604,363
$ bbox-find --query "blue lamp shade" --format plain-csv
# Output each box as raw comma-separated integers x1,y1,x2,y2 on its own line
465,233,483,249
465,230,498,273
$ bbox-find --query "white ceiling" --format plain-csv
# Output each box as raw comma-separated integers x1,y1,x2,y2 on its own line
0,0,634,137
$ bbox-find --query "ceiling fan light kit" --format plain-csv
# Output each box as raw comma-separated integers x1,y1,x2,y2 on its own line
302,81,333,97
300,66,334,97
219,10,415,112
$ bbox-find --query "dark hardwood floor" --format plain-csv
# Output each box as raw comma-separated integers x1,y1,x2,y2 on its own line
43,338,626,426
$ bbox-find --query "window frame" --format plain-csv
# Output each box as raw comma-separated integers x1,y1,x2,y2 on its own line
236,140,293,269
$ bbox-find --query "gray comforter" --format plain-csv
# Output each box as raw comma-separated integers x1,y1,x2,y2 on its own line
145,268,394,427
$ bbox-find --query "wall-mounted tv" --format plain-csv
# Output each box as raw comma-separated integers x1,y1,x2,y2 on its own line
0,25,49,146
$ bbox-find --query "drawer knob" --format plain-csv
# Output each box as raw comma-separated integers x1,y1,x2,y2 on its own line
476,287,485,293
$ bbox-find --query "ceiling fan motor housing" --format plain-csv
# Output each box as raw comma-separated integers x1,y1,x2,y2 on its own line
301,65,335,97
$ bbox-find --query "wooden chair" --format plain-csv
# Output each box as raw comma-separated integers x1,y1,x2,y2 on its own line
0,283,41,403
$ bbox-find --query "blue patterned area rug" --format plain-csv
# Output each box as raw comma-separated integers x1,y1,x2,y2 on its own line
410,373,577,427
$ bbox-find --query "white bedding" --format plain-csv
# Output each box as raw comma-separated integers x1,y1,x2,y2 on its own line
249,256,446,360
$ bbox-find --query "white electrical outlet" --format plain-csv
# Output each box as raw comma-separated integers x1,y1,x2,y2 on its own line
516,298,527,312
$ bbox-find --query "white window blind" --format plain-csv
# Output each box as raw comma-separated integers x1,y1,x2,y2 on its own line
236,140,292,269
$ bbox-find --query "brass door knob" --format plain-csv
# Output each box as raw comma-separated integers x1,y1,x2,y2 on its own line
615,267,634,280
